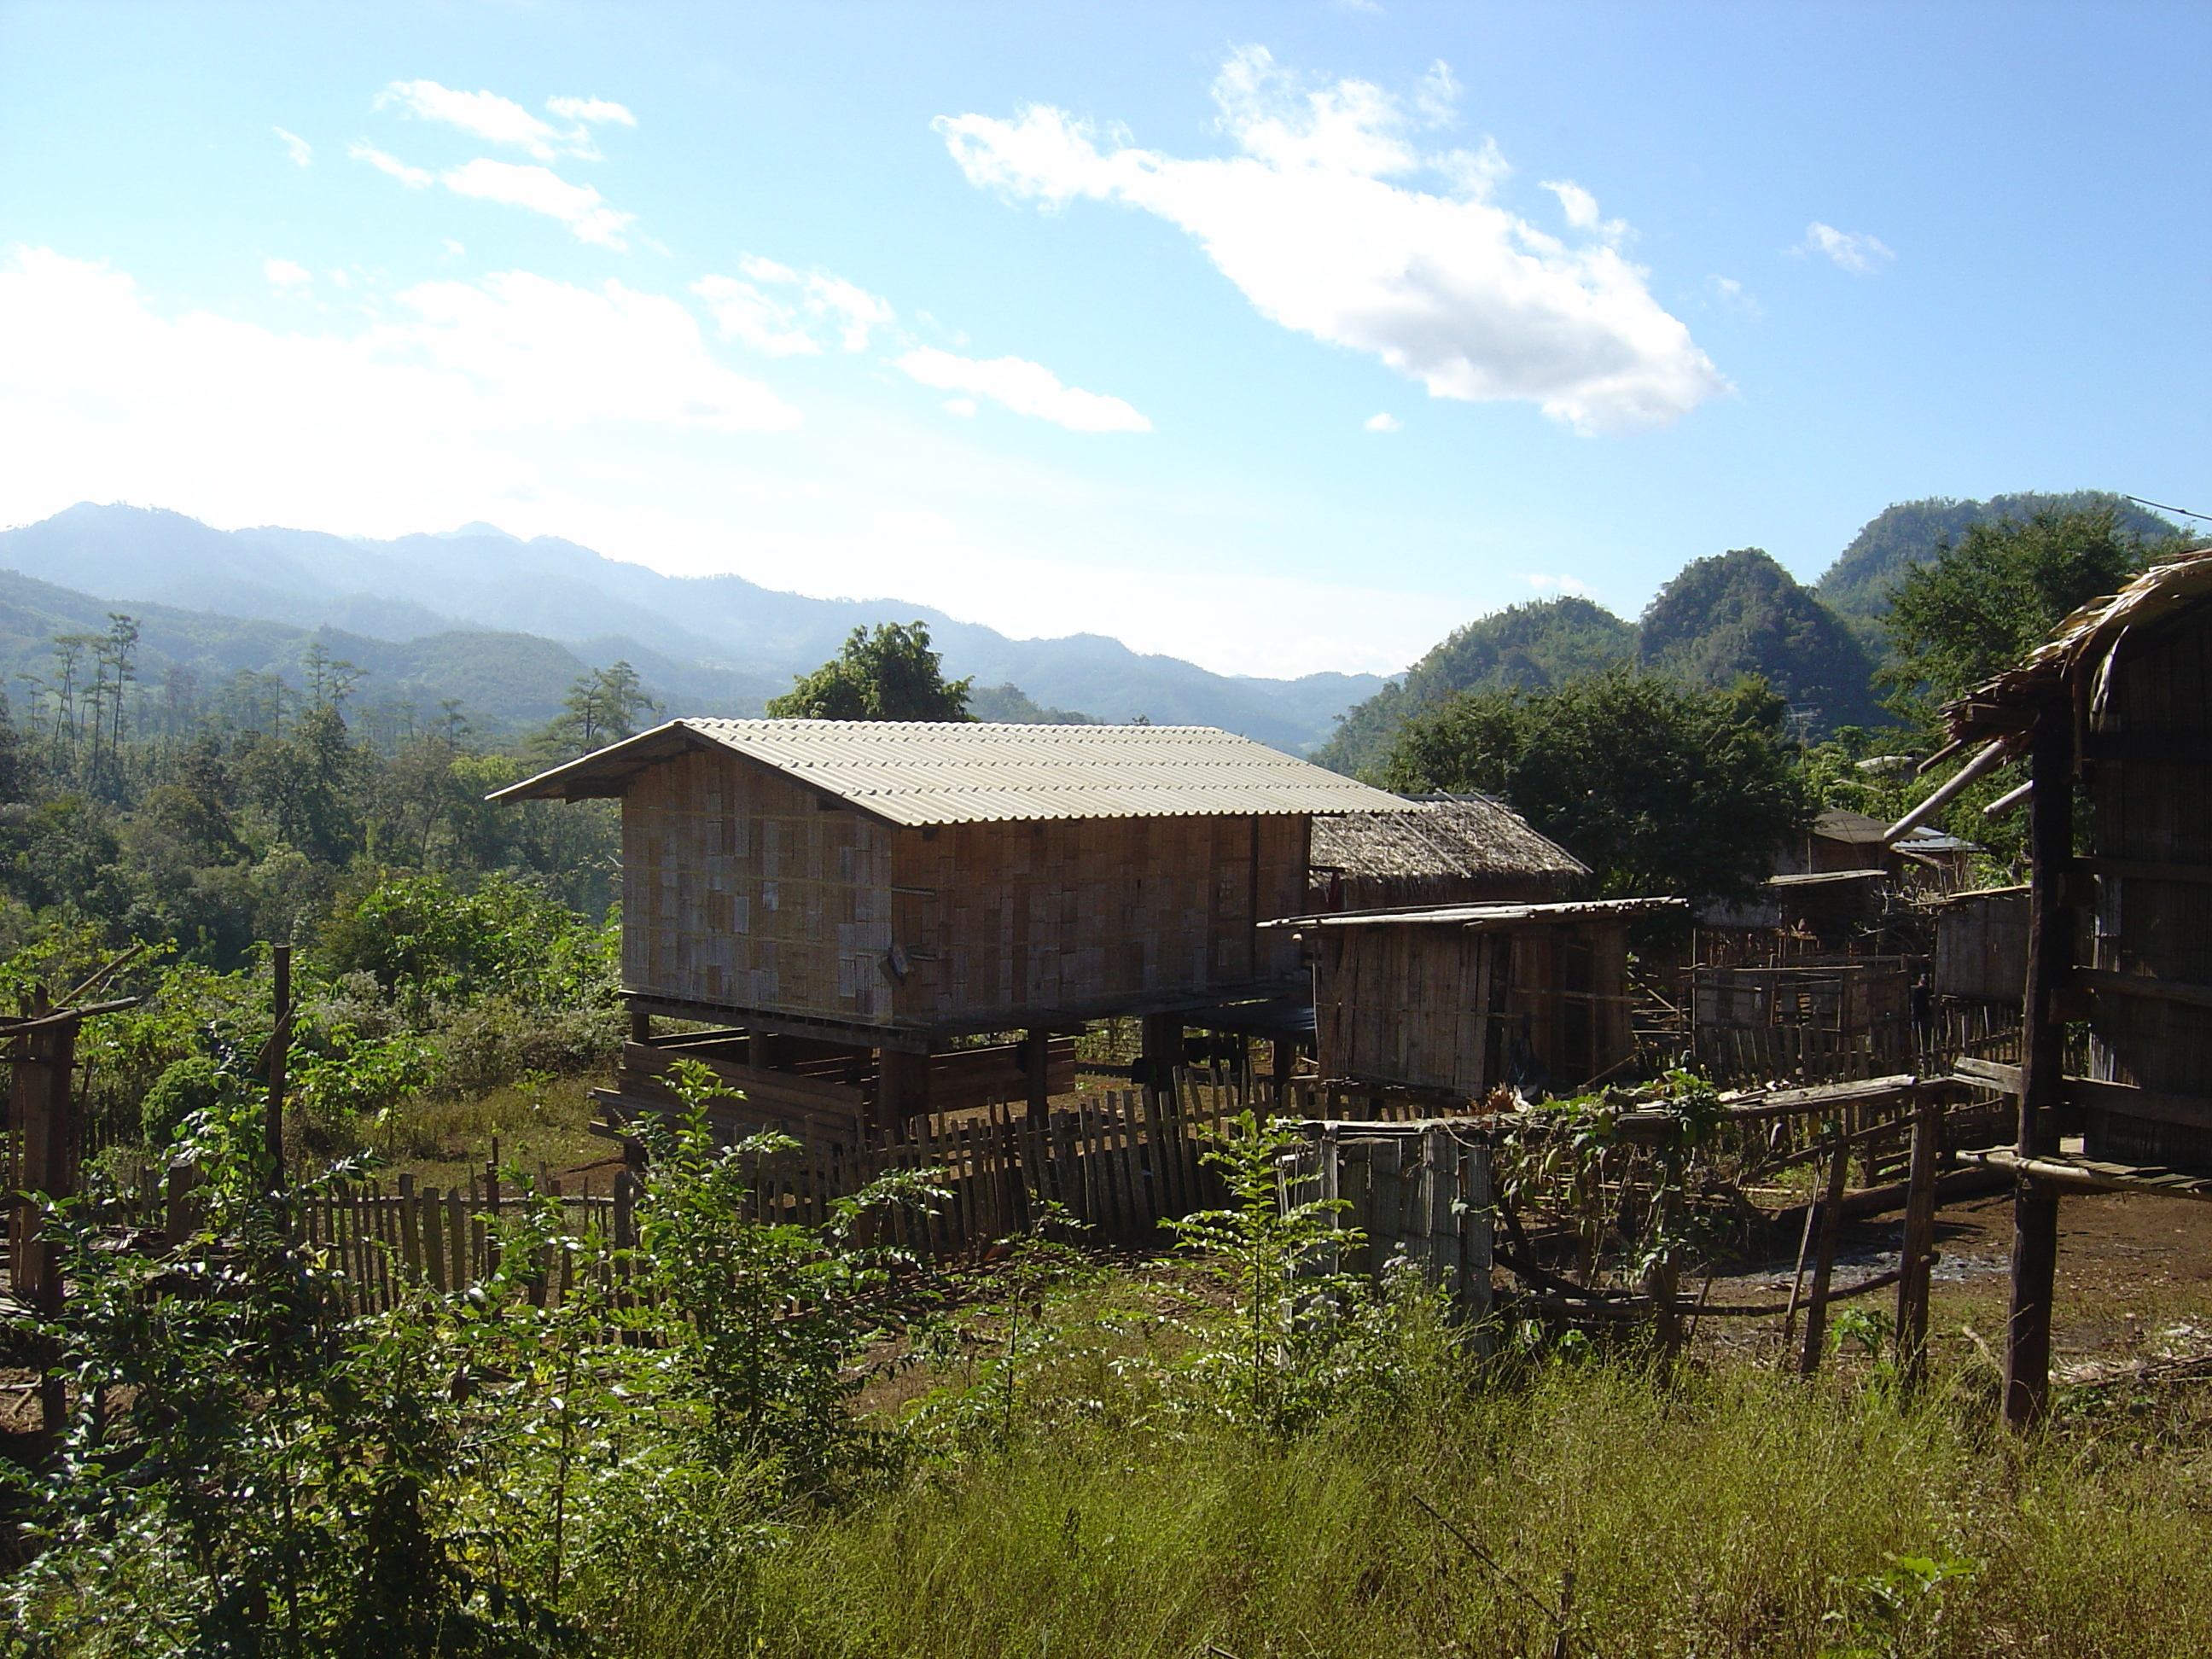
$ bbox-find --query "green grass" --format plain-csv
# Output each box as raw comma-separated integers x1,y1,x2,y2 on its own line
608,1329,2212,1659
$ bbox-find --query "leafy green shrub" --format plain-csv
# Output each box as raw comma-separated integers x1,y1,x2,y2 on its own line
138,1053,220,1147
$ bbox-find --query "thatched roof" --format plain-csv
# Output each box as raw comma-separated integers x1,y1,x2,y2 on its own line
1308,794,1588,882
1945,550,2212,742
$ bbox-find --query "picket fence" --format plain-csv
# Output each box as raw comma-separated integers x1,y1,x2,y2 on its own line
146,1070,1456,1315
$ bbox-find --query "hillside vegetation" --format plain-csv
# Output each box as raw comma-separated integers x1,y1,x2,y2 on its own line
1813,489,2180,631
1324,492,2184,777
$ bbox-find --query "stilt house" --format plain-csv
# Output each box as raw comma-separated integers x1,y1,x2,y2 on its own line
1261,898,1685,1100
492,719,1404,1141
1920,550,2212,1423
1307,793,1588,911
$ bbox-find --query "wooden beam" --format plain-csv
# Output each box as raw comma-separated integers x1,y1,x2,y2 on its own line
2075,856,2212,886
2075,967,2212,1013
1967,1145,2212,1202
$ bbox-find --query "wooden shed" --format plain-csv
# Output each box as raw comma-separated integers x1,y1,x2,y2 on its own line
1263,898,1685,1101
1307,792,1588,911
492,719,1403,1137
1919,550,2212,1424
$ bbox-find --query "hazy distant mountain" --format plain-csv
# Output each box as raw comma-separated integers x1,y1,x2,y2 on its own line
1813,491,2181,631
0,504,1384,749
1640,548,1883,731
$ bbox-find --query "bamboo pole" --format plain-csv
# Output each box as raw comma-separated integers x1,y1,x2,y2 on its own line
1798,1126,1853,1376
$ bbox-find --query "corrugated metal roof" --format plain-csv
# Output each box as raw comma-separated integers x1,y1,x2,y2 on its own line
1259,897,1686,931
488,718,1408,825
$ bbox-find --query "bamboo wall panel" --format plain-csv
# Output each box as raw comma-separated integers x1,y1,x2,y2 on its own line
623,748,894,1024
1935,889,2029,1003
1313,919,1631,1098
888,812,1308,1027
2088,614,2212,1164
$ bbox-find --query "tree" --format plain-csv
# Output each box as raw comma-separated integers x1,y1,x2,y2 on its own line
535,661,663,756
1381,668,1813,908
765,621,973,722
1881,508,2174,716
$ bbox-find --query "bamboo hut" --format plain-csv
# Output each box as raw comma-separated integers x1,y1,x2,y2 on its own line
1914,550,2212,1425
1307,792,1587,911
491,719,1404,1140
1263,898,1685,1101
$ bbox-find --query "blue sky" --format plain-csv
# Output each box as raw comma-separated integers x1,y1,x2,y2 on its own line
3,2,2208,677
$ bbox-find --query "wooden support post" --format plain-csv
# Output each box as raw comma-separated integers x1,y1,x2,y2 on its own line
628,1000,652,1045
1140,1013,1181,1104
1798,1126,1850,1377
2006,703,2073,1430
1024,1028,1051,1118
1895,1087,1940,1394
1272,1036,1295,1107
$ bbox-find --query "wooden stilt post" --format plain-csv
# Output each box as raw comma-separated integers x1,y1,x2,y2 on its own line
1140,1012,1181,1114
2006,703,2073,1430
1895,1085,1940,1394
628,1000,652,1045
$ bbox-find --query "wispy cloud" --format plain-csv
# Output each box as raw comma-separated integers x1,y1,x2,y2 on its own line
1707,274,1760,316
895,347,1150,433
1799,222,1894,275
273,126,312,167
377,81,636,161
263,258,311,289
546,96,636,129
348,142,432,189
693,257,895,355
1364,411,1400,432
938,47,1727,434
442,159,636,247
1541,178,1626,241
1519,573,1595,596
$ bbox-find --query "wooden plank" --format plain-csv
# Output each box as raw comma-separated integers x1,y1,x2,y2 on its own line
2076,966,2212,1013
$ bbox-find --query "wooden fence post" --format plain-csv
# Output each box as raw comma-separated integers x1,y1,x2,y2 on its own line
1798,1125,1851,1377
1895,1088,1940,1394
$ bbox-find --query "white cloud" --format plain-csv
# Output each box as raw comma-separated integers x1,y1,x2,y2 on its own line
1364,411,1400,431
273,126,312,166
263,258,311,289
441,159,636,247
348,142,432,188
377,80,637,163
872,507,956,539
938,47,1726,434
546,96,636,128
1801,222,1894,275
895,347,1150,433
942,398,978,416
693,258,894,355
380,80,565,159
1541,178,1626,241
0,248,797,524
1519,573,1595,596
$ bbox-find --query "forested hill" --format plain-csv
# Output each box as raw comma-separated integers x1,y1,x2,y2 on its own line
1813,491,2180,627
1639,548,1884,731
1312,597,1633,774
1316,549,1877,777
0,504,1384,751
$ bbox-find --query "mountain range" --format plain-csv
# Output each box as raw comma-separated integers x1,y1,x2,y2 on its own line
0,504,1384,750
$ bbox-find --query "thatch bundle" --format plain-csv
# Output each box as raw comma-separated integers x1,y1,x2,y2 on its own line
1308,793,1587,911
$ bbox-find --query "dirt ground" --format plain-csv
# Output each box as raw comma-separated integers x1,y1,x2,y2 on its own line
1691,1186,2212,1373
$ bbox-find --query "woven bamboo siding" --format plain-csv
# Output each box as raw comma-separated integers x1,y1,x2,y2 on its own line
1934,888,2029,1003
2087,614,2212,1166
889,812,1307,1027
622,748,896,1027
1312,919,1630,1098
